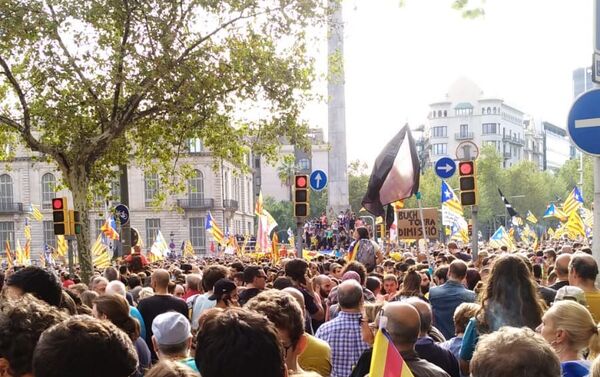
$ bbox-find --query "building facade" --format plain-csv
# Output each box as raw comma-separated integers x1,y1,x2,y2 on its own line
573,67,593,98
425,78,526,168
254,128,329,202
0,141,255,259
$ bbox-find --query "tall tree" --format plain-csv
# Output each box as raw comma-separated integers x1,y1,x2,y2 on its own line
0,0,325,281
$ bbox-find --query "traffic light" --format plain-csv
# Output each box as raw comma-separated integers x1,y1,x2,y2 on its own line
458,161,477,206
293,174,309,217
468,223,473,238
70,210,82,235
52,197,68,235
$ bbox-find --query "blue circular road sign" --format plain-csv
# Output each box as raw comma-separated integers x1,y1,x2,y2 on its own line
309,170,328,191
568,88,600,156
434,157,457,179
114,204,130,226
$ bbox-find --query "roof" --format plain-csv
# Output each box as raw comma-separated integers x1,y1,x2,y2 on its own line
454,102,474,109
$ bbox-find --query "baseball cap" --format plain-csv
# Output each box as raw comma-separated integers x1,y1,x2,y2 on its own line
152,312,191,345
208,278,236,300
554,286,587,306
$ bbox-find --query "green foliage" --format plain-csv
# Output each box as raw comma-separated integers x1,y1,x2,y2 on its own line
264,195,295,232
0,0,326,281
348,160,369,213
310,188,328,218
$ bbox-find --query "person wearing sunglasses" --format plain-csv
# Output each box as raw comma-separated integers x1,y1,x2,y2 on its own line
238,266,268,306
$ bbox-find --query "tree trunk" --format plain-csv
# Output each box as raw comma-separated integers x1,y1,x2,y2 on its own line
68,170,93,285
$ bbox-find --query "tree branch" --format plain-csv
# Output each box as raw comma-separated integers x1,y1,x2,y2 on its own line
46,0,109,125
110,0,133,124
0,56,31,131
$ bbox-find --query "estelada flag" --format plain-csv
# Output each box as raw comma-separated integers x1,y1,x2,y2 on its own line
362,124,420,217
369,328,414,377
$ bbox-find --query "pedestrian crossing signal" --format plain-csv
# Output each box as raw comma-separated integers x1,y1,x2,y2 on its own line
52,197,68,235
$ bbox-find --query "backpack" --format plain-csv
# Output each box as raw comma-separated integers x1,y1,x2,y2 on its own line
356,239,376,272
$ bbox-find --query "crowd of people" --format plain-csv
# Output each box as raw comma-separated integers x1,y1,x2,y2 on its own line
1,226,600,377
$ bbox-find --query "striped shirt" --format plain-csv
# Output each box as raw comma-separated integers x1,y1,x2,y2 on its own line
315,311,369,377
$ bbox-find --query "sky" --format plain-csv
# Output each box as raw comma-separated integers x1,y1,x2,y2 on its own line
303,0,594,165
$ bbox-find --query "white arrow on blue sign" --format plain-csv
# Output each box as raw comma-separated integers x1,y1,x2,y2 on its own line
309,170,328,191
568,88,600,156
434,157,457,179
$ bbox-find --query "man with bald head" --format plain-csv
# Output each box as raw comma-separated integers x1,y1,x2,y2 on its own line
550,253,571,291
408,298,459,377
138,269,188,361
569,252,600,320
350,302,450,377
316,280,369,377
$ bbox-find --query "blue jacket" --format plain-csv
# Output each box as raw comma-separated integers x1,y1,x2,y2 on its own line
429,280,476,340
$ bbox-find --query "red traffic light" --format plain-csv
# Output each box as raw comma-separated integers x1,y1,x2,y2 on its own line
459,161,474,175
52,198,64,210
295,175,308,188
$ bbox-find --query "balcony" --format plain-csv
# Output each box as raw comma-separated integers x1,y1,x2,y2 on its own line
455,132,474,141
502,136,525,146
0,202,24,214
223,199,239,211
177,198,214,210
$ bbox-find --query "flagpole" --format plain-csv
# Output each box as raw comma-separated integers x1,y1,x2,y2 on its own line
415,192,433,268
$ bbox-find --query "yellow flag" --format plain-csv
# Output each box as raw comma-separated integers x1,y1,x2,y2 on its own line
32,206,44,221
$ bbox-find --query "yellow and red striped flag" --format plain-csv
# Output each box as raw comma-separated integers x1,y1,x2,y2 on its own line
346,240,360,262
369,329,414,377
5,239,12,268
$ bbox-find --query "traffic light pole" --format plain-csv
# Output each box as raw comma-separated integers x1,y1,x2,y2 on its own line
471,205,479,262
119,164,132,256
67,236,75,275
296,220,304,259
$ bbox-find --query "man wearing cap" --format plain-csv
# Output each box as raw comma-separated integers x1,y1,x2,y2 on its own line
152,312,199,372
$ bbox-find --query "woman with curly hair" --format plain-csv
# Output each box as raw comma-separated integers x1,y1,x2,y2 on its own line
459,254,544,375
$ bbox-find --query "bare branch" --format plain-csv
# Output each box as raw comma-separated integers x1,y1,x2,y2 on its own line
0,56,31,131
110,0,133,124
46,0,109,125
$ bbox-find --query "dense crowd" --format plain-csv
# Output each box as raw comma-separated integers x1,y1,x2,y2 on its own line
1,227,600,377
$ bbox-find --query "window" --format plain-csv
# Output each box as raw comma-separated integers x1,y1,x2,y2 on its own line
247,181,252,213
189,138,203,153
41,173,56,209
443,110,447,117
189,217,205,251
437,110,442,117
0,174,13,209
223,171,229,201
0,222,14,252
144,174,159,206
95,219,105,237
110,180,121,202
482,123,497,134
145,218,161,247
459,124,469,136
240,178,245,212
298,158,310,171
248,222,252,235
432,143,447,155
43,221,56,248
188,170,204,203
493,107,497,114
431,126,447,138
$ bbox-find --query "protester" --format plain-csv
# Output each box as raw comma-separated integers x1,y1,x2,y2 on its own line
5,266,63,307
382,274,399,301
350,302,450,377
348,227,383,272
286,259,325,334
208,278,239,308
152,312,199,372
190,265,229,330
440,303,480,361
194,307,286,377
569,253,600,320
33,315,139,377
551,253,572,290
106,279,147,340
408,298,460,377
238,265,268,306
145,360,199,377
90,276,109,295
93,294,151,376
138,269,188,361
459,254,544,375
315,279,369,377
537,300,600,376
0,295,67,377
429,260,476,340
394,267,427,302
470,326,561,377
183,274,202,301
